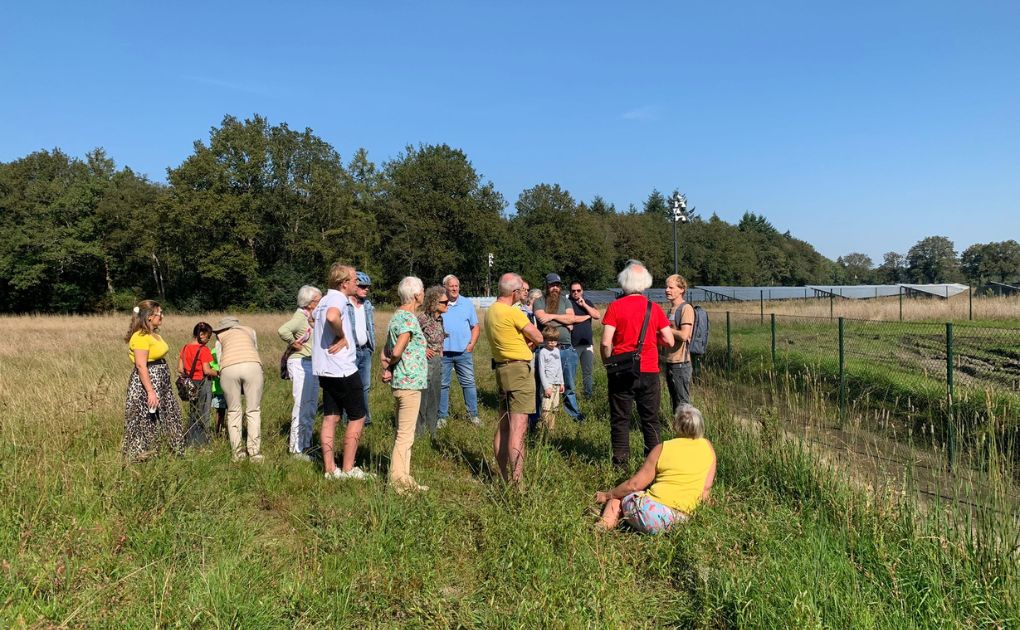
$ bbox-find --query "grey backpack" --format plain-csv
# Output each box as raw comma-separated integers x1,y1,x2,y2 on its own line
676,303,710,356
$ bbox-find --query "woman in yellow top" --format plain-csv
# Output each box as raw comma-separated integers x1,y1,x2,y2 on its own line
123,300,185,462
595,404,716,534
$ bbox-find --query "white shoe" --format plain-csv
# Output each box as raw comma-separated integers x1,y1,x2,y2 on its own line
324,468,344,480
291,452,312,462
342,466,377,480
469,416,482,426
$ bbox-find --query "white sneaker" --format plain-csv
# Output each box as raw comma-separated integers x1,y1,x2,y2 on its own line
342,466,377,480
324,468,344,480
469,416,482,426
291,452,312,462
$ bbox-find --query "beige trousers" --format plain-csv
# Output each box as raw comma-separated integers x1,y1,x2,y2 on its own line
389,389,422,485
220,361,264,459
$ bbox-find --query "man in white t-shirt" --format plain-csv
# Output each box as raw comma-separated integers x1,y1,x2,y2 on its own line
312,263,374,480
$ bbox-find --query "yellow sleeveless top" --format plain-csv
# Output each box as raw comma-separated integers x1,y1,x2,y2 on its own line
646,438,714,513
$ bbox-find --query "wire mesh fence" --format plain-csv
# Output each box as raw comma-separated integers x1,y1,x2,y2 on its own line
700,310,1020,482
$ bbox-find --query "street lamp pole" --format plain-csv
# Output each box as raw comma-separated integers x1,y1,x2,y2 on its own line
486,252,494,297
670,192,690,275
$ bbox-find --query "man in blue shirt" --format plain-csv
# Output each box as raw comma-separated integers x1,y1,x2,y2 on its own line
439,274,481,426
346,271,376,425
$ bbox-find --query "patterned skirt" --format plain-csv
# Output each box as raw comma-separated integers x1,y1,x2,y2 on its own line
123,360,185,462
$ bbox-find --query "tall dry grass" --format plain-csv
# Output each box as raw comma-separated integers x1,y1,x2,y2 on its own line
705,293,1020,323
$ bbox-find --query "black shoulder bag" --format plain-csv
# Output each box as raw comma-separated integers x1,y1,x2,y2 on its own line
176,345,203,401
603,299,652,377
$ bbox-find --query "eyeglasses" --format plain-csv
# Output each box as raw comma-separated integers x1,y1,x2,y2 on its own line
357,285,370,290
570,289,582,293
438,300,450,305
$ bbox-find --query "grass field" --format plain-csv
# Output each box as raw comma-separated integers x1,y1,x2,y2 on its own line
700,310,1020,477
1,312,1018,627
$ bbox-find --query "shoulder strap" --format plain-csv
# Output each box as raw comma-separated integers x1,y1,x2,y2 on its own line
187,343,201,378
636,298,653,349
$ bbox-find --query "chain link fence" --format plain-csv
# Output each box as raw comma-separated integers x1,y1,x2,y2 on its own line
701,310,1020,480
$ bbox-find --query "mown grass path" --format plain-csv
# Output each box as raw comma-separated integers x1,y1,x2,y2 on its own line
1,313,1016,627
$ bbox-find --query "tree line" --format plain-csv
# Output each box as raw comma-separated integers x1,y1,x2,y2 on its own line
1,114,1003,314
837,237,1020,288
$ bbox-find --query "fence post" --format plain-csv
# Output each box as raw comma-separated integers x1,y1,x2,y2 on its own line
726,311,732,372
838,317,846,426
899,287,903,321
770,313,777,369
969,286,973,321
760,290,764,324
946,322,955,471
829,294,834,320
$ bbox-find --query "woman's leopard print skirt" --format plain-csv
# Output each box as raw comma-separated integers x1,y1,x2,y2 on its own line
123,360,184,462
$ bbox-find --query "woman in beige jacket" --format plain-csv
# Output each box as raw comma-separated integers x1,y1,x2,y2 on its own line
213,316,265,462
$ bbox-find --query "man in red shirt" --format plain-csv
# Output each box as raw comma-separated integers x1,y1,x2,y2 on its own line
601,261,675,469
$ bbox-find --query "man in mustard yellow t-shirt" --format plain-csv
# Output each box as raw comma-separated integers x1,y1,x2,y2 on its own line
485,272,543,483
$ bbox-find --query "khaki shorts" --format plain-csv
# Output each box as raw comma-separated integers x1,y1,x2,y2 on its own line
494,361,536,414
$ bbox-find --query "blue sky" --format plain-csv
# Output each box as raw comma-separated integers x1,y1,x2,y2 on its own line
3,1,1018,263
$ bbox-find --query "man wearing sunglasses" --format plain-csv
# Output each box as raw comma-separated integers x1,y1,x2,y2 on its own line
568,281,601,399
346,271,377,425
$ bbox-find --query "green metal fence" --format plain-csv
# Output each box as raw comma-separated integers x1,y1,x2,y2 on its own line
703,311,1020,476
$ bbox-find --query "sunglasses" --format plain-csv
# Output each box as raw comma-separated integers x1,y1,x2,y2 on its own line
357,285,370,289
438,299,450,305
570,289,582,293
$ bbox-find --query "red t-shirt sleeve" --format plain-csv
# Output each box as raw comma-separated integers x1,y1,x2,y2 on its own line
603,302,618,328
651,305,669,332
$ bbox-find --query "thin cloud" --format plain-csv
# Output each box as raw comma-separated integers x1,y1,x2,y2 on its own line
620,105,660,121
181,75,269,95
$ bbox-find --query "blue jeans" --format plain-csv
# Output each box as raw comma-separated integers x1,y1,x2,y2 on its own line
344,346,373,424
439,351,478,418
559,346,583,420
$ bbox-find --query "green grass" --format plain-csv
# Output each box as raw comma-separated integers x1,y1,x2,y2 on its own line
711,313,1020,473
1,313,1018,627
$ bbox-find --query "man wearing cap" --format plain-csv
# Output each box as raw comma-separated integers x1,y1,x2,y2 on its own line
534,273,587,422
213,316,265,462
439,274,481,426
346,271,376,425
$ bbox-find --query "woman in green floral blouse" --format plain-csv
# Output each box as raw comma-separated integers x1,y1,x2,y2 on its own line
381,276,428,493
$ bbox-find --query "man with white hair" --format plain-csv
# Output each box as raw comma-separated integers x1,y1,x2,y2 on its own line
485,272,543,482
601,261,674,469
439,274,481,426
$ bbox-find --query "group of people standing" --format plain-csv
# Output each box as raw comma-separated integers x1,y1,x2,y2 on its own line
121,259,714,532
123,304,265,463
482,262,715,534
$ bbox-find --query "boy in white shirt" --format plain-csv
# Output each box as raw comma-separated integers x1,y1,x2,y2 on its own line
537,327,565,432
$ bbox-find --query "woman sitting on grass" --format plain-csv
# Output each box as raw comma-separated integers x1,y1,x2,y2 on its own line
595,404,716,534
